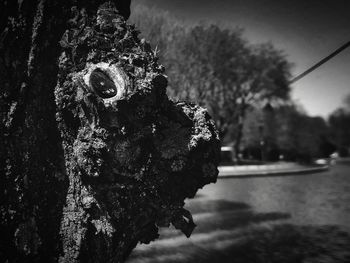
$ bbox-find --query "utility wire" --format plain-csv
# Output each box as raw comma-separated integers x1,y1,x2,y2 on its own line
289,41,350,84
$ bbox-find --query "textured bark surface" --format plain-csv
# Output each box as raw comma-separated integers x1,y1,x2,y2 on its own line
1,1,220,262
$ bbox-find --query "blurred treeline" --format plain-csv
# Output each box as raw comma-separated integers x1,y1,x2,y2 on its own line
130,4,350,162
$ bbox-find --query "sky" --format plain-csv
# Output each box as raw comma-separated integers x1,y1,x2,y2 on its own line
131,0,350,118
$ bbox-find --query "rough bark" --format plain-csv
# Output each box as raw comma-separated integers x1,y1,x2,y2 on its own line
1,1,220,262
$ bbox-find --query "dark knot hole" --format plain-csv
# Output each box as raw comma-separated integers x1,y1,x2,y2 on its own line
89,68,118,99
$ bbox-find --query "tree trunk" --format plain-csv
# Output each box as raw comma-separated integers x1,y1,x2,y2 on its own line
0,1,220,262
233,104,246,163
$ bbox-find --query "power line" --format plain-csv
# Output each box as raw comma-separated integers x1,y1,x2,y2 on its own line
289,41,350,84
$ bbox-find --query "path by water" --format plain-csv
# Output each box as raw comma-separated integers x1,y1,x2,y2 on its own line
127,162,350,263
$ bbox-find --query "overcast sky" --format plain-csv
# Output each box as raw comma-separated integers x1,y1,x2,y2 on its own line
131,0,350,118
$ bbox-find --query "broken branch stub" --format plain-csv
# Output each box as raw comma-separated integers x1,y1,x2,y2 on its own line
55,2,220,262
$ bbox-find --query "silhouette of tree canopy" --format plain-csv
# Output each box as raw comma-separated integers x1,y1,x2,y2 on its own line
329,95,350,156
241,104,336,162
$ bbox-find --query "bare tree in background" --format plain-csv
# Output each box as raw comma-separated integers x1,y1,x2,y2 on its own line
132,8,292,160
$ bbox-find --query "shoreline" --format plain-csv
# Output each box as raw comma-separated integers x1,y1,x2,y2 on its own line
218,162,330,179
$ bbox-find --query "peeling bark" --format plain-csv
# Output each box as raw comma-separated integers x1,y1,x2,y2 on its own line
1,1,220,262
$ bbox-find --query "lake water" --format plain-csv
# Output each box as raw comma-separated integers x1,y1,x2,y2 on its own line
128,162,350,263
200,162,350,229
